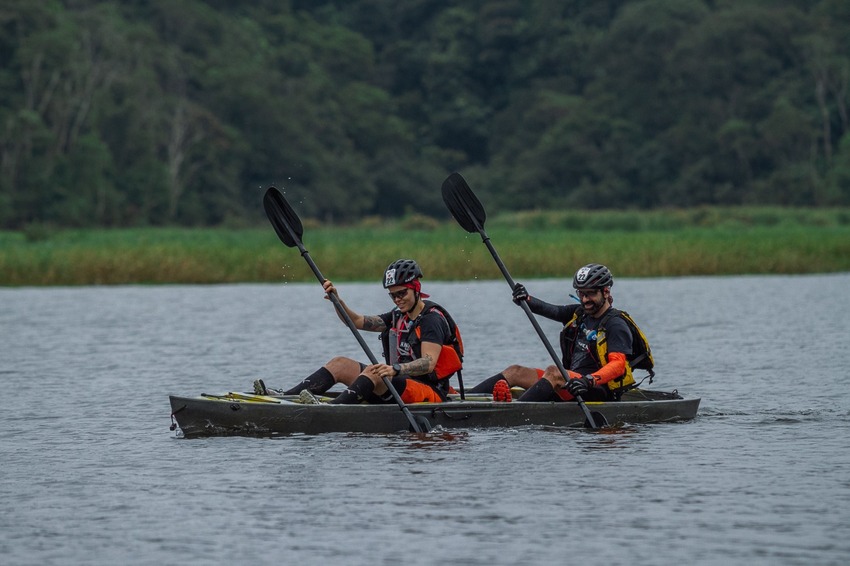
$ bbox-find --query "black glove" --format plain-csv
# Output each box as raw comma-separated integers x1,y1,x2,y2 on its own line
566,375,596,397
512,282,529,304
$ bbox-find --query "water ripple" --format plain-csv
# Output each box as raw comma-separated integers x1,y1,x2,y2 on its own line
2,276,849,566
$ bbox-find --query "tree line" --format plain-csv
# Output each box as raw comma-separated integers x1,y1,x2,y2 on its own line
1,0,848,229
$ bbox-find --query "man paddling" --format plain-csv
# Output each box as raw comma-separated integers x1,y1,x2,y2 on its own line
469,263,652,402
255,259,463,404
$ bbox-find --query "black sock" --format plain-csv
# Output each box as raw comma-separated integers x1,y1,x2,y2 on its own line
517,378,556,402
329,375,375,404
468,373,506,394
284,367,336,395
388,374,408,399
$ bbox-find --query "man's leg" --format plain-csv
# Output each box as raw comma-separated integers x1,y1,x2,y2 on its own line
283,356,364,395
467,364,541,393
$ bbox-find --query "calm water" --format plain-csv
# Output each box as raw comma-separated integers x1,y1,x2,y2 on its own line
2,274,848,565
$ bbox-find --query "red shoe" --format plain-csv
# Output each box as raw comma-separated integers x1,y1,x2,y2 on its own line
492,379,512,402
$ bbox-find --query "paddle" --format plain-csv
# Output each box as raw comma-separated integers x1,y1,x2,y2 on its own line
263,186,428,433
441,172,607,429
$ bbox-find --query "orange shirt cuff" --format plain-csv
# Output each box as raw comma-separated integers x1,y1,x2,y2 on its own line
591,352,627,385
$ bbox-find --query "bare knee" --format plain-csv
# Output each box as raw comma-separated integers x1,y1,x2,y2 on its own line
503,365,540,389
324,356,362,382
541,365,565,387
359,365,382,382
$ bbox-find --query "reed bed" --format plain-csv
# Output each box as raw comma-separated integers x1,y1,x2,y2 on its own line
3,207,850,286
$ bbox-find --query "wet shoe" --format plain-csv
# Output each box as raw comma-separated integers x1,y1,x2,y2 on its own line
299,390,321,404
253,379,283,396
492,379,512,402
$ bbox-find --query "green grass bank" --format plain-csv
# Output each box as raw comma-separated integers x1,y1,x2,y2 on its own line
3,207,850,286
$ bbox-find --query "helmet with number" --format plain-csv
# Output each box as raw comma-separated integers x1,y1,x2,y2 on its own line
573,263,613,289
383,259,423,288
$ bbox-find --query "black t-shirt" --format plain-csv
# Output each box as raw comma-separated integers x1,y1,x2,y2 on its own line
527,299,632,374
569,311,632,375
379,307,450,363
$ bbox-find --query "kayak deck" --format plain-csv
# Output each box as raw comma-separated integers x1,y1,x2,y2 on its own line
169,388,700,437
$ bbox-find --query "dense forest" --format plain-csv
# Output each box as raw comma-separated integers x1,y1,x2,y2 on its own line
1,0,849,228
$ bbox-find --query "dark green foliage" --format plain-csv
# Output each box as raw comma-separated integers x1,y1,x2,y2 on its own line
1,0,849,228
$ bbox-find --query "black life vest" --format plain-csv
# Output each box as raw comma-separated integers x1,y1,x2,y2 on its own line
559,306,654,391
380,300,464,384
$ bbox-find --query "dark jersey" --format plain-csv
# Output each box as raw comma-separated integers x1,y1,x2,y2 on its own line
527,299,632,373
378,308,450,365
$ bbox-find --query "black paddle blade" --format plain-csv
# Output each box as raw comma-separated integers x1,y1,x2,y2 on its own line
263,187,304,248
441,172,486,233
585,411,609,429
412,414,432,434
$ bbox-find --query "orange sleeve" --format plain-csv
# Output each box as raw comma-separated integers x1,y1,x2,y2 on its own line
591,351,627,386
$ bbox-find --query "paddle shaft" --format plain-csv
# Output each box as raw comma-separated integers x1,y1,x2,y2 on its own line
298,247,378,365
455,198,599,428
270,194,424,433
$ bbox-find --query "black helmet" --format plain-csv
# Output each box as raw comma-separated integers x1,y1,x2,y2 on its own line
383,259,423,288
573,263,613,289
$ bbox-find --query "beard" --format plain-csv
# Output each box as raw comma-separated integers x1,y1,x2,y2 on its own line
582,295,607,316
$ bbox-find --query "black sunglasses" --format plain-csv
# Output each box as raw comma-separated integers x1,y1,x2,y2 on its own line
388,288,410,301
576,289,602,298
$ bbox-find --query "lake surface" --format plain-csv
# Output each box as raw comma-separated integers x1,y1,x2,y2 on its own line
2,274,849,565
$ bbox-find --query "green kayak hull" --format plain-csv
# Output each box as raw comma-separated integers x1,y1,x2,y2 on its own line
168,389,700,437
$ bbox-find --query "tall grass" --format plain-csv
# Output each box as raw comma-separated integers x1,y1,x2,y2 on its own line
2,207,850,286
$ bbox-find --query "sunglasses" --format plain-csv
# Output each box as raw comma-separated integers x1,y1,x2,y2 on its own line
576,289,602,298
388,288,410,301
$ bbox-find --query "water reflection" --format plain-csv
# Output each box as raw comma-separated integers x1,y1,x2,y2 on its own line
580,424,642,450
395,429,471,451
535,422,642,450
3,275,850,566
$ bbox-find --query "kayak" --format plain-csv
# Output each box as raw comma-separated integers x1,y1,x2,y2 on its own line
168,388,700,437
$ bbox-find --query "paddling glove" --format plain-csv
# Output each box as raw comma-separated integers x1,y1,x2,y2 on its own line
566,375,595,397
512,283,529,304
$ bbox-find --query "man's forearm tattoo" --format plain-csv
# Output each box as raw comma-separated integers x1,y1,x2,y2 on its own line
362,315,386,332
402,355,433,376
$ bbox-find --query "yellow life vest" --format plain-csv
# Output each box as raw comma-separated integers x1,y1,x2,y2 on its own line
561,307,653,392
